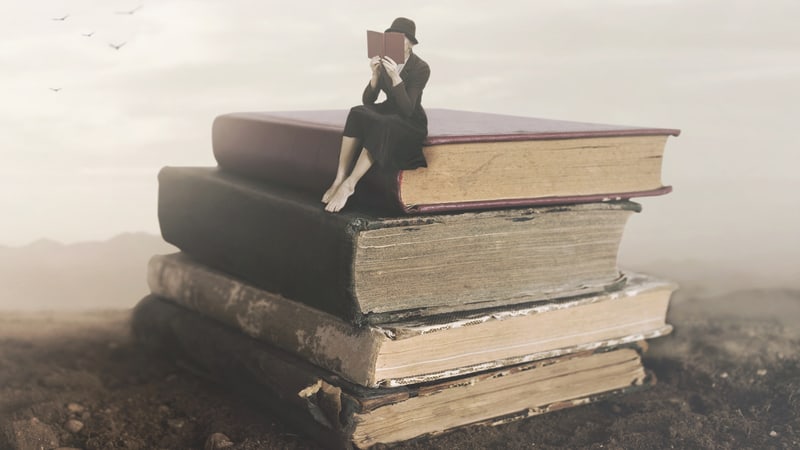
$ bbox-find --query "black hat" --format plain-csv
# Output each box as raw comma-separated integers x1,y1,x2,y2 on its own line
385,17,418,44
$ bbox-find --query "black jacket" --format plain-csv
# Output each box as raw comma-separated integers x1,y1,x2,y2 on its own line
362,52,430,128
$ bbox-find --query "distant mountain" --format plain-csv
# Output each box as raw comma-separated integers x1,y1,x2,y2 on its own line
0,233,177,310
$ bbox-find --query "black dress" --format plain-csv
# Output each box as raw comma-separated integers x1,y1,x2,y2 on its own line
342,52,431,171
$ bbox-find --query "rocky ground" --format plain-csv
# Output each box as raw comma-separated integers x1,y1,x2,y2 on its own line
1,286,798,450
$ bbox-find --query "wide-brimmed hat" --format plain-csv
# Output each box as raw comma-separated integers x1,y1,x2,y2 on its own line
385,17,418,44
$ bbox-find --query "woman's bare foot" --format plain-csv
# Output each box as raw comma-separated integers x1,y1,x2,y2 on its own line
324,180,356,213
321,179,343,204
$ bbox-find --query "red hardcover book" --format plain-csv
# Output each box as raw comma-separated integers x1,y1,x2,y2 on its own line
367,30,405,64
211,109,679,214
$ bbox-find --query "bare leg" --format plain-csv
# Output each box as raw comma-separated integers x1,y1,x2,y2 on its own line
324,148,374,213
322,136,361,203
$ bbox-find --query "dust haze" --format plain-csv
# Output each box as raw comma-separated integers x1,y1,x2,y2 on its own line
1,0,798,309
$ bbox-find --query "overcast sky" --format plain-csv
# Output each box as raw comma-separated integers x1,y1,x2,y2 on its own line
1,0,798,277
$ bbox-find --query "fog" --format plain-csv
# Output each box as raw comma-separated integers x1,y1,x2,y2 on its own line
2,0,798,283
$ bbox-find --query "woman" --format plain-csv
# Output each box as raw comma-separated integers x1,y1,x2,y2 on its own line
322,17,431,213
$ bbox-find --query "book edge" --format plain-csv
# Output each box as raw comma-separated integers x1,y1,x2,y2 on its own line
398,186,672,214
377,325,671,387
382,369,656,448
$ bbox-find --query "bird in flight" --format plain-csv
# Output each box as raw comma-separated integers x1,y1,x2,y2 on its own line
51,14,69,21
108,41,127,50
49,87,62,92
82,31,95,37
115,5,143,15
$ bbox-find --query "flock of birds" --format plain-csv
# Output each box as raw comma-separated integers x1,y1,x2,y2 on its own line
49,5,143,92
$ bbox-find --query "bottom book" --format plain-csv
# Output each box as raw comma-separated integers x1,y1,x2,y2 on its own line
132,296,655,449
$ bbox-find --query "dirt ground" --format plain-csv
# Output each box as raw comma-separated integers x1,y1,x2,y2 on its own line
1,286,798,450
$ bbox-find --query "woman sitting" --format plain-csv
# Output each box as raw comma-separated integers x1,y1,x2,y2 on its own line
322,17,431,212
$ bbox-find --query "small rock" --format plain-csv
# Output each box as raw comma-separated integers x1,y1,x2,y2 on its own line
205,432,235,450
158,405,171,414
770,430,778,437
66,403,85,414
64,419,84,433
107,341,119,350
757,369,767,376
3,417,60,450
719,372,729,379
167,418,185,429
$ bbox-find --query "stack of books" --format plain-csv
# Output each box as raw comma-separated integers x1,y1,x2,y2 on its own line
132,109,680,448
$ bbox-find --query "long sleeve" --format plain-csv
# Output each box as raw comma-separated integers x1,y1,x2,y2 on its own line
362,81,379,105
389,62,430,118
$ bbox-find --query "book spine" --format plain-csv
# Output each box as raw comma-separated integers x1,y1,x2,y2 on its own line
157,166,366,324
147,253,386,387
211,113,403,212
212,114,340,194
132,295,361,449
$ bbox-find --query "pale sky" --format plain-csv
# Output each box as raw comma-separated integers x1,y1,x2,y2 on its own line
1,0,798,277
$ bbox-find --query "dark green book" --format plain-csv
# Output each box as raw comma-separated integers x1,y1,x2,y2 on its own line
158,167,640,325
132,295,655,449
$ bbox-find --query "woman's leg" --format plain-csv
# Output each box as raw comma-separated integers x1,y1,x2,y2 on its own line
322,136,361,203
324,147,374,213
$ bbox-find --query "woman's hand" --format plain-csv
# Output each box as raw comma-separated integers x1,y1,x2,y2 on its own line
381,56,402,86
369,56,382,89
370,56,382,76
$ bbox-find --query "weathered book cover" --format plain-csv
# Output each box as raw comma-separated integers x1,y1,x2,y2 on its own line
148,252,675,387
211,109,679,213
132,295,656,449
158,167,639,325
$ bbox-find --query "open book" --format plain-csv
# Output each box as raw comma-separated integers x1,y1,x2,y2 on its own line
367,30,405,64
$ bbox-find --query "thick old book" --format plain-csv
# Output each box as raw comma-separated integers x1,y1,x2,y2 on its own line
132,295,655,449
148,252,675,387
158,167,640,325
211,109,679,214
366,30,405,63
